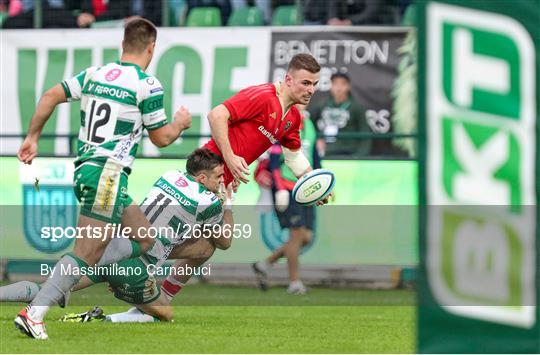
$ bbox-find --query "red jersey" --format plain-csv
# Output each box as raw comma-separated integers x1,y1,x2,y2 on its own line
204,83,302,183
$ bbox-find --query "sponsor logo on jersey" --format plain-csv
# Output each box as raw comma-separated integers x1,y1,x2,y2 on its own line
100,176,116,208
284,121,292,131
157,180,193,207
175,177,188,187
115,138,133,161
146,77,155,85
150,87,163,94
86,82,133,100
269,112,277,119
105,68,122,81
146,97,163,111
258,125,277,144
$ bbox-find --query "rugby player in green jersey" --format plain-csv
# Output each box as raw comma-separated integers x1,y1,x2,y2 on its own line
15,18,192,339
3,149,234,323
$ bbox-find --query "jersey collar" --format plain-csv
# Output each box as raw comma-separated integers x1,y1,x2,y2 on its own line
273,81,292,121
185,173,208,193
116,60,143,71
185,173,197,183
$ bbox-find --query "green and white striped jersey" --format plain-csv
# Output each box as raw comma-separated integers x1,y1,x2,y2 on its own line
142,170,223,262
62,61,168,170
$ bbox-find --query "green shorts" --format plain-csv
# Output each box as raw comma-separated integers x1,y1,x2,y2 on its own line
73,159,133,224
91,256,161,305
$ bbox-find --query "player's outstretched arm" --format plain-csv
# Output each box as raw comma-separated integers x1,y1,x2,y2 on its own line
148,106,192,148
283,148,333,206
283,147,312,178
208,104,233,155
18,84,67,164
208,105,250,183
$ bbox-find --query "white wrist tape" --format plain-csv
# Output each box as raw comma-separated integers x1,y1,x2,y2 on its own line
283,147,311,177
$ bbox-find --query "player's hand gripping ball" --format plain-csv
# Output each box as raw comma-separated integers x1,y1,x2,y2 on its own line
292,169,335,206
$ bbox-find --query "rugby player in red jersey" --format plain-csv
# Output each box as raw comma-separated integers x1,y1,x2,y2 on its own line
204,53,330,206
151,54,332,304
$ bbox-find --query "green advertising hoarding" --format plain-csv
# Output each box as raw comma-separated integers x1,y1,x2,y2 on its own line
0,157,417,265
1,28,408,158
418,0,539,353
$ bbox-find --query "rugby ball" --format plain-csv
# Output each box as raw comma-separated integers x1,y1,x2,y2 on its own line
292,169,335,206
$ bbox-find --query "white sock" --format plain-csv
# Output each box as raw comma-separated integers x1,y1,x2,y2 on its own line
105,308,158,323
29,254,83,321
0,281,40,302
97,238,140,266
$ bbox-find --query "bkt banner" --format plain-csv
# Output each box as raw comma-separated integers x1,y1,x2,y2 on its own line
418,0,539,353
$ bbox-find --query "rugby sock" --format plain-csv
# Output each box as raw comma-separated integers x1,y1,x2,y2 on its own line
161,277,184,301
105,308,159,323
97,238,141,266
28,253,86,321
0,281,40,302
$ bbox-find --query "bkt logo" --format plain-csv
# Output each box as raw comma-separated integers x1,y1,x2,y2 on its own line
426,3,536,328
303,181,321,198
443,24,521,119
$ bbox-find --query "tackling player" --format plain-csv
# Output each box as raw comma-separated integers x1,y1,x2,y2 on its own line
14,18,192,339
204,53,331,205
2,149,234,323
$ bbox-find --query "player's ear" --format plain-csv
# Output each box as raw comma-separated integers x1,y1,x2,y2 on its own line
147,42,155,55
199,173,208,184
285,72,293,86
194,172,205,185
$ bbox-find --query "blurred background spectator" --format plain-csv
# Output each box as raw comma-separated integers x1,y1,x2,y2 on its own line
1,0,78,28
253,104,321,295
77,0,163,28
303,0,399,26
186,0,232,25
231,0,270,24
309,72,372,159
1,0,405,28
77,0,131,27
0,0,165,28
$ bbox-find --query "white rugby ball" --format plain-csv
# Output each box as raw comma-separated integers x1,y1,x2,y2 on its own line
292,169,335,206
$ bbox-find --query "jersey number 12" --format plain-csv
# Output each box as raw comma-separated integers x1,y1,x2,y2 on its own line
85,98,118,144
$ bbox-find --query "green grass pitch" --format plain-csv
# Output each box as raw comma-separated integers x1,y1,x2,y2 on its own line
0,283,415,353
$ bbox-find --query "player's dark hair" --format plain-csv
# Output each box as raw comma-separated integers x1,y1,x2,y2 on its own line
186,148,224,176
331,72,350,83
287,53,321,74
123,18,157,54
